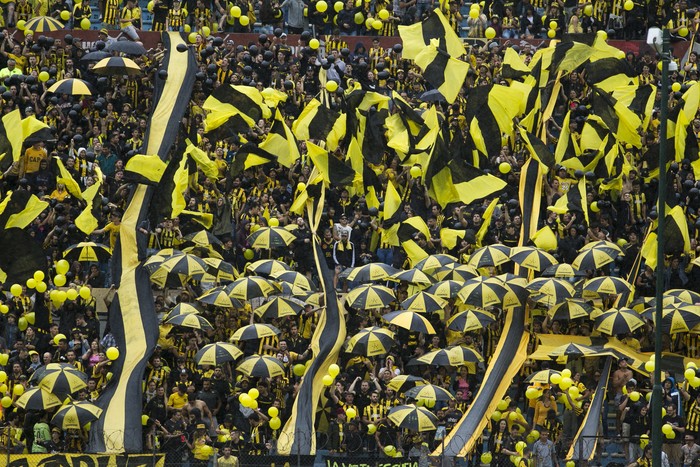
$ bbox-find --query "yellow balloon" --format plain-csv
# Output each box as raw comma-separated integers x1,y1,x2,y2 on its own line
561,369,572,378
672,82,682,92
269,417,281,430
1,396,11,408
0,371,6,383
0,354,7,366
334,1,343,11
201,26,210,36
354,12,364,23
239,393,252,407
328,363,340,377
66,289,78,301
147,0,154,11
184,24,192,33
410,166,422,178
36,282,47,293
248,399,258,410
378,9,389,19
309,38,320,49
10,284,22,296
248,388,259,400
80,18,91,30
481,452,493,464
16,20,26,31
142,414,150,425
60,10,71,20
316,0,328,12
322,374,334,386
230,5,241,16
372,19,383,30
12,384,24,396
583,4,592,15
624,0,633,9
106,347,120,361
54,274,66,287
293,364,305,376
25,312,35,325
239,15,250,26
188,32,198,43
680,27,689,37
268,406,279,418
268,217,280,227
346,407,356,419
54,334,67,345
644,360,655,372
367,423,377,434
18,317,27,332
79,286,91,300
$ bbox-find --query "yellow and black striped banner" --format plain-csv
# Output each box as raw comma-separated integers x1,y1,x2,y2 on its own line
89,32,197,453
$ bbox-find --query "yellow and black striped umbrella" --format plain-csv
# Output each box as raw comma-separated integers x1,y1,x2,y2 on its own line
426,280,464,299
16,388,62,411
226,276,278,300
194,343,243,366
583,276,633,296
548,299,596,321
413,348,462,367
433,264,478,282
52,401,103,430
389,268,434,286
246,259,291,277
343,263,400,282
48,78,93,96
644,302,700,334
414,254,459,272
401,291,447,314
346,284,396,309
247,227,296,249
405,384,454,402
297,291,324,307
594,308,644,336
497,279,531,309
525,369,561,384
547,343,599,359
237,355,286,378
346,327,395,356
386,375,427,392
150,253,209,287
447,308,496,333
163,302,202,322
458,277,507,308
579,240,624,254
198,286,243,308
164,313,214,331
24,15,64,32
183,230,223,247
230,323,281,342
665,289,700,304
271,270,315,292
382,310,435,334
467,244,512,268
510,246,558,271
388,404,438,432
448,345,484,363
541,263,583,278
182,245,223,259
572,247,621,271
526,278,575,306
254,297,303,320
63,242,112,262
93,56,142,76
202,258,237,282
37,364,87,396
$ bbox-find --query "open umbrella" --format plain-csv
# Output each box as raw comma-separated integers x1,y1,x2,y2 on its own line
572,247,621,271
458,277,507,308
405,384,455,402
343,263,400,282
163,302,202,322
247,227,296,249
547,343,600,359
182,245,223,259
346,284,396,309
548,299,596,321
51,401,103,430
197,287,243,308
230,324,281,342
346,327,395,356
16,388,62,410
226,276,278,300
583,276,633,296
24,16,64,32
426,280,464,299
644,302,700,334
467,244,512,268
433,264,479,282
401,291,447,314
541,263,583,278
388,405,438,431
236,355,286,378
414,254,458,272
254,297,303,320
382,310,435,334
80,50,111,62
164,313,213,331
270,270,315,292
448,345,484,363
665,289,700,304
48,78,93,95
195,343,243,366
412,348,462,367
63,242,111,262
389,268,434,286
246,259,291,277
37,364,87,395
526,278,575,306
202,258,237,282
105,39,147,55
386,375,427,392
419,89,446,102
447,308,496,333
580,240,624,254
525,369,561,384
92,56,142,76
594,308,644,336
150,253,209,287
510,246,558,271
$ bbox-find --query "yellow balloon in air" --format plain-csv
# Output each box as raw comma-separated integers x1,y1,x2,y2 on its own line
485,27,496,39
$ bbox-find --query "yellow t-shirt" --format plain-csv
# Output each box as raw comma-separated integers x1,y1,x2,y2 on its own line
23,146,47,174
217,455,239,466
120,6,141,27
167,392,188,409
102,222,121,250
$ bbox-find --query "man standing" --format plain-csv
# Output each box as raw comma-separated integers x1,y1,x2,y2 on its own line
532,429,557,467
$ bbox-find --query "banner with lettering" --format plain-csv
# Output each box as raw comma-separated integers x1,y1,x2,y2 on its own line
322,454,419,467
8,453,165,466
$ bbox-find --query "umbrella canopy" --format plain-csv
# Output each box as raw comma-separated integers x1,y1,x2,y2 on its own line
500,282,531,309
382,310,435,334
230,323,281,341
509,246,558,271
389,268,434,286
150,253,209,287
413,348,462,367
25,16,63,32
202,258,237,283
51,401,103,430
346,327,395,356
594,308,645,336
458,277,508,308
63,242,111,262
386,375,427,392
247,227,296,249
163,302,202,322
547,299,596,321
254,297,303,320
401,291,447,314
583,276,633,296
572,247,620,271
226,276,278,300
197,287,243,308
194,343,243,366
182,245,223,259
448,345,485,363
468,244,512,268
426,280,464,299
541,263,583,278
92,56,142,76
164,313,214,331
37,364,87,395
388,404,438,432
236,355,286,378
447,308,496,333
547,343,600,359
105,39,147,55
665,289,700,304
345,284,396,309
16,388,62,410
526,278,575,306
433,265,479,282
298,291,324,307
270,270,315,292
644,303,700,334
580,240,624,254
246,259,291,277
48,78,93,95
525,369,561,384
414,254,459,272
183,230,223,247
80,50,111,62
405,384,455,402
343,263,400,282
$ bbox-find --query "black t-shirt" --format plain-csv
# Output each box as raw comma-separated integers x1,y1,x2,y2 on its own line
145,395,168,424
662,414,686,444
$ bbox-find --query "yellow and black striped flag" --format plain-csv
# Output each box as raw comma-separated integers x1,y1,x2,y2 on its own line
518,156,545,245
548,177,589,225
258,108,300,168
414,40,469,104
398,8,465,60
292,98,345,144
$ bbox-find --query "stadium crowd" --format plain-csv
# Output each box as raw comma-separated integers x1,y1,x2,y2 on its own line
0,0,698,465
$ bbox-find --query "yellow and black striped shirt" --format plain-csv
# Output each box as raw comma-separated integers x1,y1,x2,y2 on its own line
363,403,386,423
104,0,120,26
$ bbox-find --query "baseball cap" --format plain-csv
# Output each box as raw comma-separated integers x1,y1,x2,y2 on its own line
99,28,109,35
29,350,38,356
